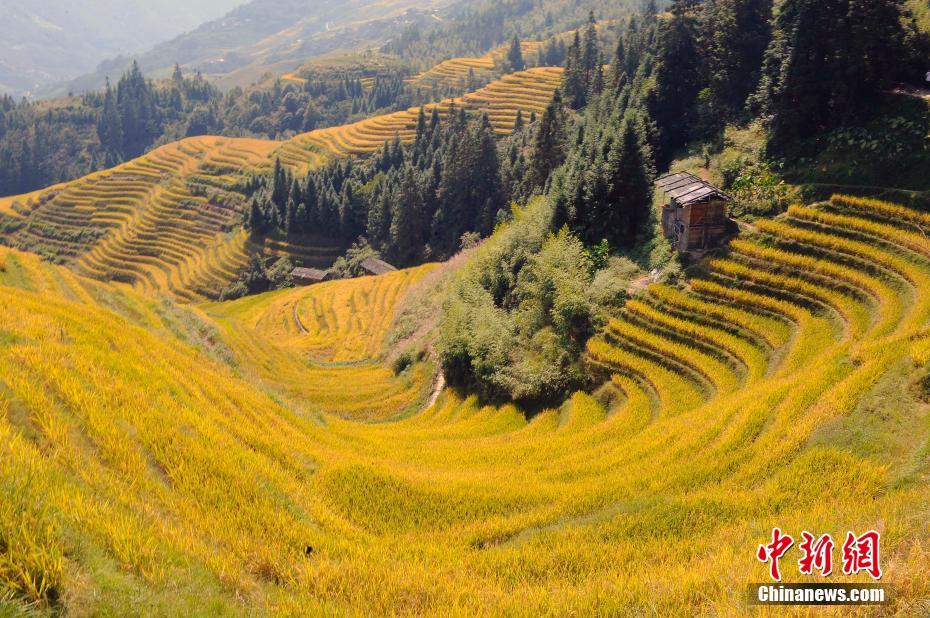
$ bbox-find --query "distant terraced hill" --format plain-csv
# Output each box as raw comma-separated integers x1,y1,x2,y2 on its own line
405,21,613,91
405,40,546,90
0,67,563,301
276,66,563,169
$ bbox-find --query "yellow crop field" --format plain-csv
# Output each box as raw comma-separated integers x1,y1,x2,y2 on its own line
407,41,546,90
202,264,439,420
2,193,930,614
275,67,564,168
0,136,281,302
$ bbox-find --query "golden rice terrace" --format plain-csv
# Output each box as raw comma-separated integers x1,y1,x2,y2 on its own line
0,194,928,614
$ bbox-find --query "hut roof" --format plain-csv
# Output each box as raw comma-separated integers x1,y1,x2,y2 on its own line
360,258,397,275
291,267,329,282
655,172,730,207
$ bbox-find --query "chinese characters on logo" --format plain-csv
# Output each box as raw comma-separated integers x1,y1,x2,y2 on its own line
757,529,882,581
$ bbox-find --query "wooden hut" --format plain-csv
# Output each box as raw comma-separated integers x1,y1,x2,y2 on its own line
360,258,397,276
290,267,332,286
655,172,732,253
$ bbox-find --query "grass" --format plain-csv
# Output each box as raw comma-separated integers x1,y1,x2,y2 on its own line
0,193,929,614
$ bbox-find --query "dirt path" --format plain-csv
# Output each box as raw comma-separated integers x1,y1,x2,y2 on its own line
626,274,652,295
293,301,308,334
426,372,446,408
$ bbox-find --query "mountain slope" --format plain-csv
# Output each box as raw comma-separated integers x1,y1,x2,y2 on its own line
0,0,245,97
0,67,563,300
49,0,453,98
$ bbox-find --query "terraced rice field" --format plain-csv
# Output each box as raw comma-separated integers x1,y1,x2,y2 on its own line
0,193,929,614
1,137,279,301
407,40,546,90
275,67,564,169
202,264,438,420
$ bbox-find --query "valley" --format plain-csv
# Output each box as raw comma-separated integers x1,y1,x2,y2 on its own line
2,0,930,614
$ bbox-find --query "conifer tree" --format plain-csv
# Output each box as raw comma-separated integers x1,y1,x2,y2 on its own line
562,32,587,109
506,35,526,72
529,90,568,189
647,8,702,167
389,167,428,265
753,0,907,156
97,79,123,164
581,12,600,86
603,119,654,247
703,0,773,118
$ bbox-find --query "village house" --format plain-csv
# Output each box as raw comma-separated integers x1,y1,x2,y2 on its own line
655,172,733,253
290,267,332,286
360,258,397,276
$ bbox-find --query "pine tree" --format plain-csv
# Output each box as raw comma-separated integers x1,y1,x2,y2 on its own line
529,90,568,189
285,197,297,235
608,36,627,90
506,35,526,72
562,32,587,109
753,0,906,156
581,12,600,87
97,79,123,163
704,0,773,118
271,158,289,208
247,198,267,235
389,167,428,265
647,9,703,167
603,118,654,247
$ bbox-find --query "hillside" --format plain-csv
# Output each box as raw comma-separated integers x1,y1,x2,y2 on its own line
0,67,563,301
1,190,928,613
0,0,245,97
4,1,930,613
47,0,455,98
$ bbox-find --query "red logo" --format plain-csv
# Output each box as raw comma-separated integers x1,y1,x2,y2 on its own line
842,531,882,580
798,531,834,576
757,528,794,581
758,528,882,581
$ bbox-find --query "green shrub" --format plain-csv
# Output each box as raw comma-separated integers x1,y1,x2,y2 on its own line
438,198,637,407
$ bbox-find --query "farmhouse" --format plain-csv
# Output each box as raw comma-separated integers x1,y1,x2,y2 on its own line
360,258,397,276
290,267,332,286
655,172,732,253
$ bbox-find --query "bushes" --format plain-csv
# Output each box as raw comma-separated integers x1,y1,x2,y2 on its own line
219,255,294,300
438,198,639,406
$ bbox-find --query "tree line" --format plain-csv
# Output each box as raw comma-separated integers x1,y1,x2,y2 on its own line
0,60,471,197
245,105,507,265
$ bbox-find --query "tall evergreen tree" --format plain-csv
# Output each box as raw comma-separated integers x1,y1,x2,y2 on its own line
581,11,602,96
646,8,703,167
703,0,773,118
97,79,123,164
562,32,587,109
529,90,569,189
389,167,428,265
753,0,907,156
603,119,654,247
506,35,526,72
